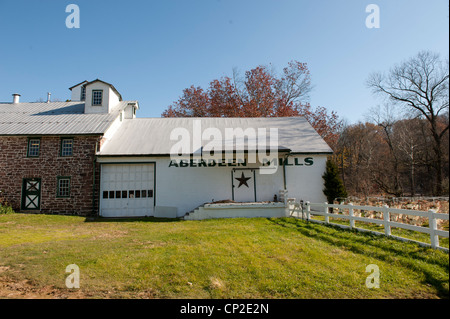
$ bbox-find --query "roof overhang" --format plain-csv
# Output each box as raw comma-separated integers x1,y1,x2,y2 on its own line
84,79,123,101
68,80,89,90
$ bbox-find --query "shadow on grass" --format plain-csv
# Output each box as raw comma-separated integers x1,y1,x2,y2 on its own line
84,216,184,223
267,217,449,299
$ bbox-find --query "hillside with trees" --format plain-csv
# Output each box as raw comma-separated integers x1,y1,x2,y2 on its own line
162,52,449,198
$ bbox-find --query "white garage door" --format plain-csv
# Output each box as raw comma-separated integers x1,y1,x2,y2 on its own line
100,163,155,217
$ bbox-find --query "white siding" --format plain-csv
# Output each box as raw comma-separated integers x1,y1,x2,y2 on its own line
70,85,83,101
285,155,328,204
123,104,135,119
84,82,121,114
108,87,120,110
100,113,124,150
97,155,327,218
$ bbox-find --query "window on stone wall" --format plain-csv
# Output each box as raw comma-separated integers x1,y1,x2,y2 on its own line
57,177,71,198
60,138,73,157
27,138,40,157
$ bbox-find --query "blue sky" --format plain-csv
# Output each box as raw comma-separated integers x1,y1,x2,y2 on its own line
0,0,448,124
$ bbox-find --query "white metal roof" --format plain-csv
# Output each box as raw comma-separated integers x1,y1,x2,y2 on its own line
98,117,333,156
0,101,134,135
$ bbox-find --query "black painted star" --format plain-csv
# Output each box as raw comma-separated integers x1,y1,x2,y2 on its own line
235,172,251,188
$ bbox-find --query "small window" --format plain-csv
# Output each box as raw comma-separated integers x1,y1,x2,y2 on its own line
92,90,103,106
60,138,73,157
57,177,71,198
129,190,135,198
116,191,121,199
109,191,115,199
135,190,141,198
148,190,153,198
142,190,147,198
80,86,86,101
122,190,127,198
27,138,40,157
103,191,108,199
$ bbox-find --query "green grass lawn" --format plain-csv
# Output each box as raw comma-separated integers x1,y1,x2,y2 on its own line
0,213,448,299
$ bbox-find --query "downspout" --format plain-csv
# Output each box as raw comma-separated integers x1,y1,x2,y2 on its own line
282,152,292,208
282,153,290,190
92,140,98,217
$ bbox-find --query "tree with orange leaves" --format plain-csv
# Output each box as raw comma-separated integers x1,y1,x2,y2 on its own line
162,61,342,149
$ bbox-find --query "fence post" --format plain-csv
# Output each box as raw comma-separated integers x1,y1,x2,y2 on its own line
324,202,329,224
349,203,355,229
383,205,391,237
429,210,439,249
305,201,310,221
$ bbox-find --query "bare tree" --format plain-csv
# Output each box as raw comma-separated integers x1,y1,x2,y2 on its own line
367,104,403,196
394,118,427,196
367,51,449,195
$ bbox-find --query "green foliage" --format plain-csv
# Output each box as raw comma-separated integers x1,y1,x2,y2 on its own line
0,202,15,214
322,159,347,203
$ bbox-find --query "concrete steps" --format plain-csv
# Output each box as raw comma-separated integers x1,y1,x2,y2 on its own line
183,204,206,220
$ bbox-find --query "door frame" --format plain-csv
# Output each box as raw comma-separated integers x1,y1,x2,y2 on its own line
231,168,257,202
21,177,42,210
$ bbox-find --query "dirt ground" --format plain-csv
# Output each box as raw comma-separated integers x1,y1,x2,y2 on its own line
0,266,156,299
0,279,81,299
0,266,90,299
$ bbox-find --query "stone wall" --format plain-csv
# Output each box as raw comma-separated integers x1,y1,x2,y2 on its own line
0,135,101,215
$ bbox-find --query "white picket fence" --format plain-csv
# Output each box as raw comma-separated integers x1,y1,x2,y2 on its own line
289,201,449,252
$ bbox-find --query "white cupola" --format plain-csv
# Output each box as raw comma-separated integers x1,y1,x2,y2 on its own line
69,79,123,114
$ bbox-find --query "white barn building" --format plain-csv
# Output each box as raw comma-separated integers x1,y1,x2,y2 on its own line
96,117,332,219
1,79,332,219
